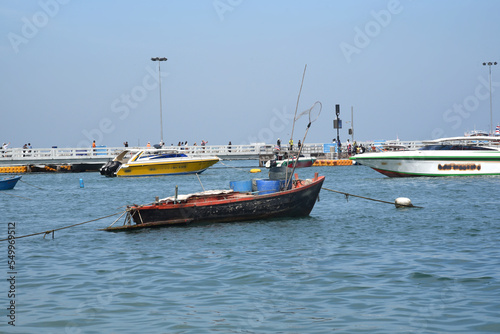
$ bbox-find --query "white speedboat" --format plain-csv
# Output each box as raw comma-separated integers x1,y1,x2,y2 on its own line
350,136,500,177
100,149,220,177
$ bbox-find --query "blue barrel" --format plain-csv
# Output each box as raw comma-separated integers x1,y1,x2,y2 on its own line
256,179,283,195
229,180,253,192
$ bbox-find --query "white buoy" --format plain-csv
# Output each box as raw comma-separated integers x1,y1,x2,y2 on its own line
395,197,412,208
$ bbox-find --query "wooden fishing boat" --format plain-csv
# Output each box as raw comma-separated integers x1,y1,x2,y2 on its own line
0,175,22,190
102,173,325,231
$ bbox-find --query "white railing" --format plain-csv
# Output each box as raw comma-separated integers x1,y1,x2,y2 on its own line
0,141,430,163
0,144,281,162
0,147,122,160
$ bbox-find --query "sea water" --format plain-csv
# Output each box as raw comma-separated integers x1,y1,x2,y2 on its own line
1,162,499,333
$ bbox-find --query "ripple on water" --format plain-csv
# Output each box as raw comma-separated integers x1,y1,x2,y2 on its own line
5,167,500,333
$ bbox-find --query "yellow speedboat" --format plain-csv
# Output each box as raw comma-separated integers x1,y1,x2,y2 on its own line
100,149,220,177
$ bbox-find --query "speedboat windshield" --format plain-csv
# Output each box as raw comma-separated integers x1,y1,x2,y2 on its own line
139,153,189,159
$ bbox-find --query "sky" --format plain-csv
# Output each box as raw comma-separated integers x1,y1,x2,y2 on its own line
1,0,500,148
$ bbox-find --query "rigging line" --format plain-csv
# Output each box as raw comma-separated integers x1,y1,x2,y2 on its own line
0,191,32,200
107,210,127,228
286,122,312,190
0,211,126,242
321,187,423,208
285,101,322,189
196,173,205,192
19,179,44,190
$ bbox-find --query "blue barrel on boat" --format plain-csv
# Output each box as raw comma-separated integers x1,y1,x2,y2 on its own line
251,178,262,192
256,179,283,195
230,180,253,192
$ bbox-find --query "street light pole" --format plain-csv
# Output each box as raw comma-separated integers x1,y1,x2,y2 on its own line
151,57,167,144
351,106,354,143
483,61,497,135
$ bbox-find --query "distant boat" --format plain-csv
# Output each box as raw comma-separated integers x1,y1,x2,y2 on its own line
100,149,220,177
102,173,325,231
350,136,500,177
0,175,22,190
465,129,489,137
265,155,316,168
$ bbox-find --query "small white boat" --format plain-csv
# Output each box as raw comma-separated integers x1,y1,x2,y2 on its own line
350,136,500,177
100,149,220,177
266,156,317,168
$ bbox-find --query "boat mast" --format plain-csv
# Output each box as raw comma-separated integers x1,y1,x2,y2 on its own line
286,65,307,182
151,57,168,144
290,64,307,151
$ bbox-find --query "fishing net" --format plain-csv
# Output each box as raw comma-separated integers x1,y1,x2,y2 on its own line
294,101,322,124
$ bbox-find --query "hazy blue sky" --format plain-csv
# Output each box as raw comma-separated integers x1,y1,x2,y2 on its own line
2,0,500,148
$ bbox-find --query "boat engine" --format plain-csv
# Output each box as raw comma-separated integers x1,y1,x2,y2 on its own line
99,161,121,177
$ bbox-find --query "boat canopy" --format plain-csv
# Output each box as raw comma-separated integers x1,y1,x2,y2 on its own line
422,136,500,144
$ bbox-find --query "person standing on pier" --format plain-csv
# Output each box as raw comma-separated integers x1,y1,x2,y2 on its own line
289,139,293,151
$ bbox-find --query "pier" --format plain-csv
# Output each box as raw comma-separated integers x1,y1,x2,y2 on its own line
0,141,424,173
0,143,324,173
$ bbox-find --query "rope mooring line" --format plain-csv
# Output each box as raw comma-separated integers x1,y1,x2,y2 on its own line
0,191,32,200
19,179,45,190
0,211,125,242
322,187,423,208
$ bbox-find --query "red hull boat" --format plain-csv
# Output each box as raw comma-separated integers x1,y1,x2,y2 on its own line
103,174,325,231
